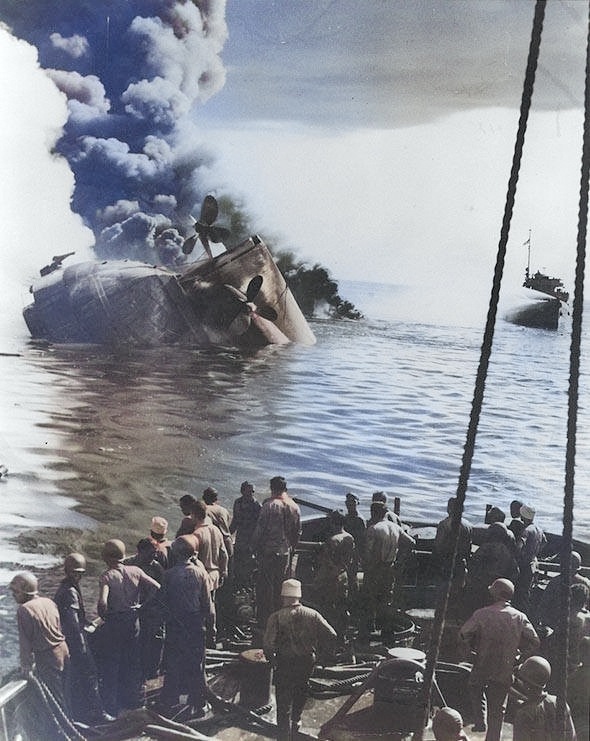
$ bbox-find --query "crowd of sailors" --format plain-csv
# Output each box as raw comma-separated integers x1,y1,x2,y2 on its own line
6,479,590,741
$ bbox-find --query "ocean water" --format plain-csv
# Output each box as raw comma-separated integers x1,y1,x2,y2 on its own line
0,279,588,561
0,280,589,671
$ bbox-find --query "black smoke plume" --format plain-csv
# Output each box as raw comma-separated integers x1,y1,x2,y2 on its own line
0,0,227,265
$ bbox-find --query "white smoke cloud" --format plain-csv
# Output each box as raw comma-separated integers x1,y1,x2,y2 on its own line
49,32,89,59
46,69,110,111
0,28,94,339
122,77,191,126
0,0,229,266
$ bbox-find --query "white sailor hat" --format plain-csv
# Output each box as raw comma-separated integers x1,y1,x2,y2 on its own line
281,578,302,598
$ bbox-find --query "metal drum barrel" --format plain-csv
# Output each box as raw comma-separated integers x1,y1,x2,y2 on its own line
238,648,272,710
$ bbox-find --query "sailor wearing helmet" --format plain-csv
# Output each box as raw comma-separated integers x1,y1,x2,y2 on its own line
459,578,540,741
432,707,471,741
10,570,69,708
97,539,160,717
53,553,110,722
511,655,576,741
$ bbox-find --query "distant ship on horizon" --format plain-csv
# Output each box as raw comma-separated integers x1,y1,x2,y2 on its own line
505,231,569,330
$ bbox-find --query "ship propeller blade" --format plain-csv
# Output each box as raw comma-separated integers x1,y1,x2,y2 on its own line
200,194,219,225
182,234,199,255
207,224,231,244
254,305,279,322
183,195,230,256
246,275,263,302
224,276,279,328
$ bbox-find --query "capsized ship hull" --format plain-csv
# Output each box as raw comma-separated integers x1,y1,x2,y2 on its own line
23,236,316,349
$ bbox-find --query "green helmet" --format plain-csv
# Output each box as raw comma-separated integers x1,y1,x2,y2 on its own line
10,572,38,596
518,656,551,689
432,707,463,740
64,552,86,575
101,539,126,563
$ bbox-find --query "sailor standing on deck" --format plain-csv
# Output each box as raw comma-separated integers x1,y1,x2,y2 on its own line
359,501,415,642
513,505,546,615
507,500,525,541
158,536,213,718
263,578,336,741
459,578,540,741
434,497,473,583
202,486,234,559
511,656,576,741
96,539,160,717
10,571,70,709
343,493,366,565
191,499,228,647
53,553,108,723
251,476,301,630
230,481,262,588
127,538,166,681
176,493,198,537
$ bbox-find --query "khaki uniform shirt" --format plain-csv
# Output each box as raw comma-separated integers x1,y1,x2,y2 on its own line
460,601,539,684
17,596,69,672
263,603,336,661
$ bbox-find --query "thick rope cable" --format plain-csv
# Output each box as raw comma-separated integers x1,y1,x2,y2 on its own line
556,2,590,737
27,673,86,741
413,2,548,736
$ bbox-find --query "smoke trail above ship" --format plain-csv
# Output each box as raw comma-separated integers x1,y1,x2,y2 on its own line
0,0,227,265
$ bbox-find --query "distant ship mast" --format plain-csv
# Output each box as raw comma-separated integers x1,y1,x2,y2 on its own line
524,229,532,281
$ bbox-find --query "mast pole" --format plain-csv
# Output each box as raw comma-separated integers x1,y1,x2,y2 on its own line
526,229,531,278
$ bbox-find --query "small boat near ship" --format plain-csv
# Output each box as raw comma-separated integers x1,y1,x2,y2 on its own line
505,232,570,330
23,197,316,351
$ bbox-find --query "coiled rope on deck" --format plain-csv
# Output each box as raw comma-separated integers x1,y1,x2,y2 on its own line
414,2,548,737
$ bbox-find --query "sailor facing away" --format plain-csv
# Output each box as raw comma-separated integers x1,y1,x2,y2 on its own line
10,571,69,710
459,578,540,741
251,476,301,631
263,578,337,741
511,655,576,741
432,707,472,741
158,535,213,718
96,539,160,717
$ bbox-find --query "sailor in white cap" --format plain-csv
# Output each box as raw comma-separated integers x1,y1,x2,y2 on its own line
263,578,336,741
149,516,171,569
514,504,546,614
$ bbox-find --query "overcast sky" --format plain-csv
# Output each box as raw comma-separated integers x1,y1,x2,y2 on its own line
195,0,587,323
0,0,588,329
204,0,584,128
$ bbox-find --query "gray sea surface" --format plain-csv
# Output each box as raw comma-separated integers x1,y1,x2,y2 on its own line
0,280,589,673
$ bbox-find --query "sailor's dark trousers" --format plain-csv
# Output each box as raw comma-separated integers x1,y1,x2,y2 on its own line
274,653,314,741
256,551,290,630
